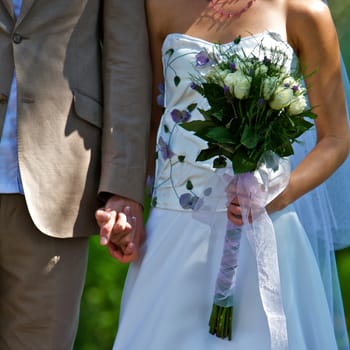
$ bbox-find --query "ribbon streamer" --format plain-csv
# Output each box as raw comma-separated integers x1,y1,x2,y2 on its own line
194,152,290,348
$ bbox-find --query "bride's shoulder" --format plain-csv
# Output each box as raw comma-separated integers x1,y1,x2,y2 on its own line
286,0,331,30
286,0,335,55
287,0,330,20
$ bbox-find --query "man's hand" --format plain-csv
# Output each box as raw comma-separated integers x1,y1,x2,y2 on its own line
95,195,145,263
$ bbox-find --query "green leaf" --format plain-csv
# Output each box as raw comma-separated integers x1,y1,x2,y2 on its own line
219,143,240,157
174,76,181,86
197,108,213,121
206,127,234,143
180,120,216,132
234,35,241,44
232,156,257,173
196,146,221,161
302,110,317,120
212,110,225,121
187,103,197,112
213,156,227,168
201,83,227,108
151,197,158,207
186,180,194,190
231,149,259,173
165,48,174,56
240,125,259,149
275,142,294,157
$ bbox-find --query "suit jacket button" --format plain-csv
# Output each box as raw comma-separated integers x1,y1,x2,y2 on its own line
13,33,23,44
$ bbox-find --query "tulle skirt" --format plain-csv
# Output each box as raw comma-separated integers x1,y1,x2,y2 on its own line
113,206,338,350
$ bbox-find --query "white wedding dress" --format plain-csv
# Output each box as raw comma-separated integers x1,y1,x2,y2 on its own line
113,32,349,350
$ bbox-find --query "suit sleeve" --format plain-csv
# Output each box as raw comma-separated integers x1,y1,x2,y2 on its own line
100,0,152,205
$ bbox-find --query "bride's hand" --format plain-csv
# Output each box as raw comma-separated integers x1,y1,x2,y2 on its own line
227,196,252,226
109,205,146,263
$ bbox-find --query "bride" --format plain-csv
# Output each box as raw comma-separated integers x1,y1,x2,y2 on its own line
109,0,350,349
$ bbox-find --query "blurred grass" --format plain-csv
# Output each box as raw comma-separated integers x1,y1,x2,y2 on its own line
74,237,128,350
337,248,350,333
329,0,350,76
75,2,350,348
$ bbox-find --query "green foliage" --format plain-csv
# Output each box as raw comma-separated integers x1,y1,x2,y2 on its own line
336,247,350,335
329,0,350,76
74,236,128,350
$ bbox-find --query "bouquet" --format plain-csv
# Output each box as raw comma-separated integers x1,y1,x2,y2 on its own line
181,36,316,342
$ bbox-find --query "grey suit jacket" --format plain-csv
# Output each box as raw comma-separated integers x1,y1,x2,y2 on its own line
0,0,151,237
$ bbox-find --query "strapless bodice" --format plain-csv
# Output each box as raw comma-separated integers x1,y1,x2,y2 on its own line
152,32,297,211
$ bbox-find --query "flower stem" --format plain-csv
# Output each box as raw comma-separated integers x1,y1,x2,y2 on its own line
208,304,233,340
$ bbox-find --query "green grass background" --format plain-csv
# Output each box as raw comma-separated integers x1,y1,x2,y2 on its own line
74,2,350,348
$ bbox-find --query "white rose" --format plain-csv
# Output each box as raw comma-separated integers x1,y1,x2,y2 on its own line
236,60,253,72
224,71,252,99
262,76,278,100
234,78,252,99
255,63,268,76
223,72,236,91
205,67,220,83
288,95,307,115
269,86,293,110
280,66,288,74
217,69,232,86
206,67,231,87
283,76,298,88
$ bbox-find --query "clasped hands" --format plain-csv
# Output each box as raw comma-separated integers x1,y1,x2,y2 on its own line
95,189,281,262
95,195,145,263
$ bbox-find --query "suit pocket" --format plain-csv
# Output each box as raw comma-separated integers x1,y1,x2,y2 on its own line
72,90,102,128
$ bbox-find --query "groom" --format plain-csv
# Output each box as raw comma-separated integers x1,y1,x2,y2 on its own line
0,0,151,349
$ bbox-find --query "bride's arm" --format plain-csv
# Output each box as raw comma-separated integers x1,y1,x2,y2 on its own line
228,0,349,225
267,0,350,213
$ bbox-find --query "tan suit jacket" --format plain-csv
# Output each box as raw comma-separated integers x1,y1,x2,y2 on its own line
0,0,151,238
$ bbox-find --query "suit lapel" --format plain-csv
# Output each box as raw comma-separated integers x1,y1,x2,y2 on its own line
1,0,14,19
0,0,36,23
17,0,36,24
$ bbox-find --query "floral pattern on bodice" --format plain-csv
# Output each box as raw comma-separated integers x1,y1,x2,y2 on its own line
152,32,296,211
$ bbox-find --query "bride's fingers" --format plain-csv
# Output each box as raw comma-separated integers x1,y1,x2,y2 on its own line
228,201,241,214
107,242,137,263
122,242,135,255
227,202,253,224
111,239,140,263
227,202,243,225
228,195,240,206
227,211,243,226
